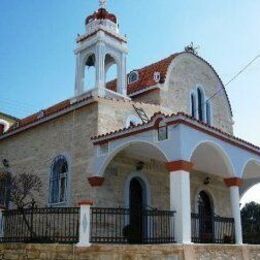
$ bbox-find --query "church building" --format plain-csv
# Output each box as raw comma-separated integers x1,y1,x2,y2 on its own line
0,0,260,254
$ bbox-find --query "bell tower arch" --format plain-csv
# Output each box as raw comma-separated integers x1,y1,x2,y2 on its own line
74,0,128,99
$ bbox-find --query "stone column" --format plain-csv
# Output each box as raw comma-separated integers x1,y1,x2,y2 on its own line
95,42,105,94
224,177,243,244
166,160,193,244
77,200,94,247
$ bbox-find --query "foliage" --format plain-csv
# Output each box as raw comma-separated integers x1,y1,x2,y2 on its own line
241,201,260,244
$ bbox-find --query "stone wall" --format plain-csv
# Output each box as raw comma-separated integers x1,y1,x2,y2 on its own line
160,53,234,134
97,98,168,135
0,243,259,260
190,171,232,217
0,103,99,207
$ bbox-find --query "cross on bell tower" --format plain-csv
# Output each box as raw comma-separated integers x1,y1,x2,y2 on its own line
74,0,128,99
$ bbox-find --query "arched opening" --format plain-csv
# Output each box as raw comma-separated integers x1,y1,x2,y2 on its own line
197,190,214,243
105,54,118,92
84,54,96,91
190,141,234,178
197,88,204,122
129,177,147,243
191,93,196,118
49,155,69,205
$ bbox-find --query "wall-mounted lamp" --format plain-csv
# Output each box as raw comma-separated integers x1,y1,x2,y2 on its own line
203,177,210,185
136,161,144,171
2,159,9,168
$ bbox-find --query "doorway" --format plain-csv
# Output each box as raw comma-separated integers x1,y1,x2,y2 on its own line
129,178,146,243
198,190,213,243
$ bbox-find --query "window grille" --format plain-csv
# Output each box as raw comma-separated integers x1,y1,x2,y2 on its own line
49,156,68,204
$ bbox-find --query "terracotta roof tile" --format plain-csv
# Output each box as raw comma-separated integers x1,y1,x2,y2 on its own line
107,53,179,95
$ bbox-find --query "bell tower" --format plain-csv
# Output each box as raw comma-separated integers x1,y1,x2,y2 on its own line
74,0,128,99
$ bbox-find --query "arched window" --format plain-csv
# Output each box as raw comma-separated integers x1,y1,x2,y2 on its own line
206,101,211,125
128,71,139,84
49,155,68,204
191,93,196,118
197,88,204,122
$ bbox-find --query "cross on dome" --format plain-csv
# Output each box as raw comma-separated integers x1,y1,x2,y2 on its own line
99,0,107,9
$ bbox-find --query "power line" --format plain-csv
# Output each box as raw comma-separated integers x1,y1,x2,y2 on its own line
193,54,260,115
208,54,260,104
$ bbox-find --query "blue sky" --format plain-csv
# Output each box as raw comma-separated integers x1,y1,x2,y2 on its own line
0,1,260,203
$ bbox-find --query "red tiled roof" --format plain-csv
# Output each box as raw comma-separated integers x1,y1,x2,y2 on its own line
91,112,260,157
107,54,179,95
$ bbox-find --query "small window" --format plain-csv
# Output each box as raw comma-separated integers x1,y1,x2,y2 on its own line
191,93,196,118
49,155,68,204
158,122,168,141
197,88,204,122
206,101,211,125
128,71,139,84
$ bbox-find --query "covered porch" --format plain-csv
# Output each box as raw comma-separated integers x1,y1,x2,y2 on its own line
85,113,260,246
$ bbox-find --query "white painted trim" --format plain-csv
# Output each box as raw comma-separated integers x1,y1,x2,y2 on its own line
241,158,260,178
125,115,142,128
0,120,10,132
189,140,235,177
96,140,170,177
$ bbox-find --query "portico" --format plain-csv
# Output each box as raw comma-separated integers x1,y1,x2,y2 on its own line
87,112,260,244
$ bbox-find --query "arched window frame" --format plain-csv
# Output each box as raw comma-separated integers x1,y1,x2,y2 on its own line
49,155,70,206
197,87,205,122
190,86,212,126
128,71,139,84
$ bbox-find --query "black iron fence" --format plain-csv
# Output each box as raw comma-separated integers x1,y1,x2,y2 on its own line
0,207,79,243
90,207,176,244
191,213,235,244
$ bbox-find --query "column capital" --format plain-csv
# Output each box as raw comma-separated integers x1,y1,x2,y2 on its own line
224,177,243,187
166,160,193,172
88,176,105,187
78,200,94,206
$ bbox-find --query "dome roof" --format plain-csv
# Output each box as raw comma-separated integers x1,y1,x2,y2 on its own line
86,8,117,25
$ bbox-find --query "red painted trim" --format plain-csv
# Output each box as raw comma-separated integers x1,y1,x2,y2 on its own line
78,200,94,206
88,176,105,187
166,160,193,172
224,178,243,187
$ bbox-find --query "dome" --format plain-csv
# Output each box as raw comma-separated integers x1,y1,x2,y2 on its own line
86,8,117,25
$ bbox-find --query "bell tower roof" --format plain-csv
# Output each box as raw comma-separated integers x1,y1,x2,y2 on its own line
86,8,117,25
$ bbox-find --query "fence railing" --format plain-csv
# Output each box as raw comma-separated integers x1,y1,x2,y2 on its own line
191,213,235,244
90,207,176,244
0,207,80,243
242,220,260,244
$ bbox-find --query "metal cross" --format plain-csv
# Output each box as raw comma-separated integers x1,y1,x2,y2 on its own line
99,0,107,8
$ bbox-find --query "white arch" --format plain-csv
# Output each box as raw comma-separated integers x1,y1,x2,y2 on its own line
189,140,235,177
241,158,260,179
96,140,170,177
